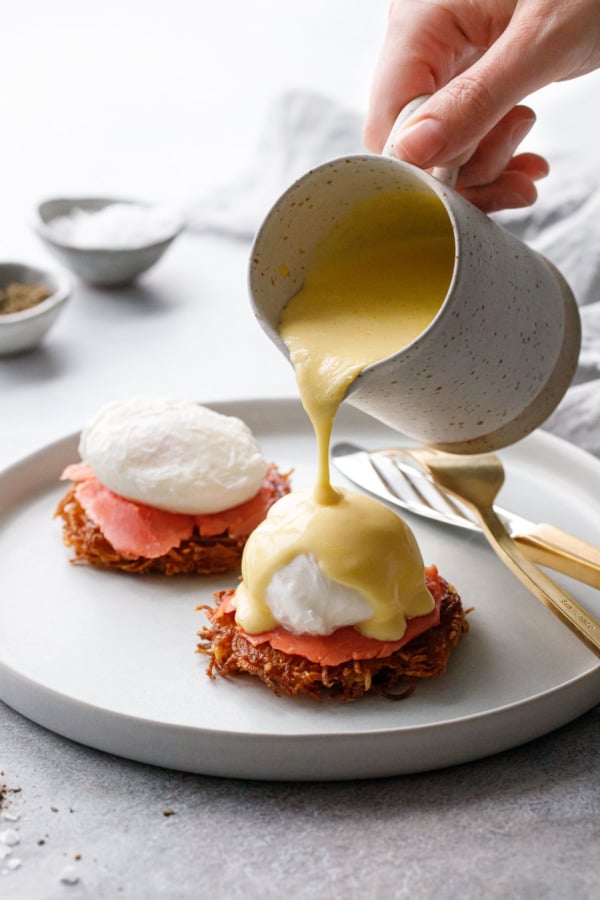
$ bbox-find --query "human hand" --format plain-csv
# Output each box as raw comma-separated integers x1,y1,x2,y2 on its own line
365,0,600,212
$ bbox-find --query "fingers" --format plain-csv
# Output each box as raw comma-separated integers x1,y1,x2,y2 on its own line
459,151,550,214
391,60,537,170
455,106,538,189
459,168,542,213
364,0,482,154
367,6,552,213
363,0,600,212
505,153,550,182
451,105,549,212
383,3,567,169
368,0,600,175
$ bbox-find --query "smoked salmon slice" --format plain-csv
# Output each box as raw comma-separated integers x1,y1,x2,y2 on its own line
74,478,194,559
60,464,288,560
193,481,285,538
213,565,444,665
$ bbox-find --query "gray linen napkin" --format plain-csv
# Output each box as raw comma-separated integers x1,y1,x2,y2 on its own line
187,91,364,239
190,90,600,456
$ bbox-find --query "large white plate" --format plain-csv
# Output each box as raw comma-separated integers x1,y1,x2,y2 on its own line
1,398,599,780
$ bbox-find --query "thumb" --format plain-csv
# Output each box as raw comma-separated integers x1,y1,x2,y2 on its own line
391,23,557,168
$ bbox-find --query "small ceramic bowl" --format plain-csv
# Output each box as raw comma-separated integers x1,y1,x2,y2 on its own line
0,262,71,356
33,197,184,287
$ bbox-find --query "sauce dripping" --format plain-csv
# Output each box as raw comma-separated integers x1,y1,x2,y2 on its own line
236,190,455,640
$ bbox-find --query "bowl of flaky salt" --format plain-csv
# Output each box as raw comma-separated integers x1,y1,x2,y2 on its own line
33,197,184,287
0,261,71,356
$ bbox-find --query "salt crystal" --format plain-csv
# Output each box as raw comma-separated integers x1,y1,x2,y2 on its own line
59,864,80,885
48,202,183,250
6,858,21,871
0,829,19,846
1,811,20,822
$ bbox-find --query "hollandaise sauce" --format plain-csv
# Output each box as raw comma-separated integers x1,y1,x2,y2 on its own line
236,190,455,641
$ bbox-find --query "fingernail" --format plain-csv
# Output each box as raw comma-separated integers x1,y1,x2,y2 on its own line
391,117,448,167
511,116,535,146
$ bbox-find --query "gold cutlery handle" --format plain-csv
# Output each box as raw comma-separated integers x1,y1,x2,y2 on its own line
482,510,600,658
515,524,600,590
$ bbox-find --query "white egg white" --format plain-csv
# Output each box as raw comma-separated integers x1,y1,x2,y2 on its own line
265,553,372,635
79,396,267,514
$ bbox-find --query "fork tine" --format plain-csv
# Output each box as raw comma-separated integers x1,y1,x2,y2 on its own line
387,451,476,521
371,455,430,506
369,452,480,531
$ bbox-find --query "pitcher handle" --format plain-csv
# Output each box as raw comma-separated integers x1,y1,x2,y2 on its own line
382,95,458,188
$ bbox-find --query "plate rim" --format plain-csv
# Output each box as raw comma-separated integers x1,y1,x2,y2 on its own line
1,395,599,779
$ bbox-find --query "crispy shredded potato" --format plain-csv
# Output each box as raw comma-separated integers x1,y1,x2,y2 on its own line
197,575,469,701
54,466,291,576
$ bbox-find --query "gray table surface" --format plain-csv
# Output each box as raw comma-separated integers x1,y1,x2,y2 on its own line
2,698,599,900
3,4,600,897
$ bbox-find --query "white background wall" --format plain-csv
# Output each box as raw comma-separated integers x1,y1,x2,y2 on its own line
2,0,599,465
4,0,599,259
3,2,386,228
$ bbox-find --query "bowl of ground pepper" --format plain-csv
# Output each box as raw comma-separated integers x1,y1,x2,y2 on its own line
0,262,71,356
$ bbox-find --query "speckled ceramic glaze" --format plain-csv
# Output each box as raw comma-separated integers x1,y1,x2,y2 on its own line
249,156,581,452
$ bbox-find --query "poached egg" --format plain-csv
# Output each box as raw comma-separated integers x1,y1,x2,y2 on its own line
234,487,434,641
79,397,267,514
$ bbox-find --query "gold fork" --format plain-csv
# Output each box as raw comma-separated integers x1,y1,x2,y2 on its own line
411,449,600,659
